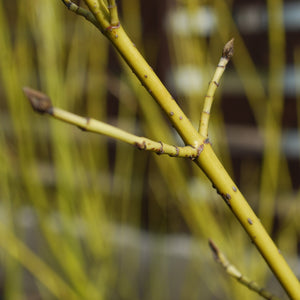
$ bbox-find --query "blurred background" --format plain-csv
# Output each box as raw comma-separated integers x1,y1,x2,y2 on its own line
0,0,299,299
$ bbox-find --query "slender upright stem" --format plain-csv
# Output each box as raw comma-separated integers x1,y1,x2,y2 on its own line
83,0,110,29
107,0,119,27
199,39,233,137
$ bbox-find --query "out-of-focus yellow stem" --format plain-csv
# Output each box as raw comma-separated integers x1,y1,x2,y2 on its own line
259,0,286,233
61,0,102,30
209,240,281,300
0,222,80,300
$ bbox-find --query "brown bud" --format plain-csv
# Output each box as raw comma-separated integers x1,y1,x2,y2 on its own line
23,87,52,114
222,38,234,60
208,239,220,261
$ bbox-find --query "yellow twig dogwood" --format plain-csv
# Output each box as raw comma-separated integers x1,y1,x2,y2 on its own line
24,1,300,298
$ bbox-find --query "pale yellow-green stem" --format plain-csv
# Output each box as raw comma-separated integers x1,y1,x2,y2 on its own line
209,240,281,300
53,2,300,298
83,0,110,30
199,39,233,137
60,0,102,30
107,0,119,27
0,222,80,300
259,0,286,233
23,87,203,159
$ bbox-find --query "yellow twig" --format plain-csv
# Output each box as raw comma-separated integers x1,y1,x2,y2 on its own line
60,0,102,30
199,39,234,137
23,87,203,159
209,240,281,300
83,0,110,30
107,0,119,27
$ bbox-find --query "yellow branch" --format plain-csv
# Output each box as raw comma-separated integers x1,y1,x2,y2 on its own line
107,0,119,27
23,87,203,159
60,0,101,30
83,0,110,30
209,240,281,300
199,39,233,137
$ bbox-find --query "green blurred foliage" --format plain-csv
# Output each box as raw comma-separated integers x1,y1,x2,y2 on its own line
0,0,298,299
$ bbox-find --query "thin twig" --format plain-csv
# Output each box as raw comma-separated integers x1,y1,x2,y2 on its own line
209,240,281,300
60,0,102,30
199,39,234,137
83,0,110,30
107,0,119,27
23,87,203,159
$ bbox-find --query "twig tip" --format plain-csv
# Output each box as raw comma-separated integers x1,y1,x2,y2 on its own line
208,239,219,260
222,38,234,60
23,87,53,114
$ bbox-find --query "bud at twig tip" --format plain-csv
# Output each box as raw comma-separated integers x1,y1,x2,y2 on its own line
23,87,53,114
222,38,234,60
208,239,219,260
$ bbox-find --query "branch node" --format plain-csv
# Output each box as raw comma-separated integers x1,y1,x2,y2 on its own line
197,144,204,156
157,141,164,155
204,138,210,144
168,145,180,157
104,22,120,32
190,144,204,160
135,141,147,150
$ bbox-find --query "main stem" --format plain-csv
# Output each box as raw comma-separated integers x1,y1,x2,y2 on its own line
102,25,300,298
